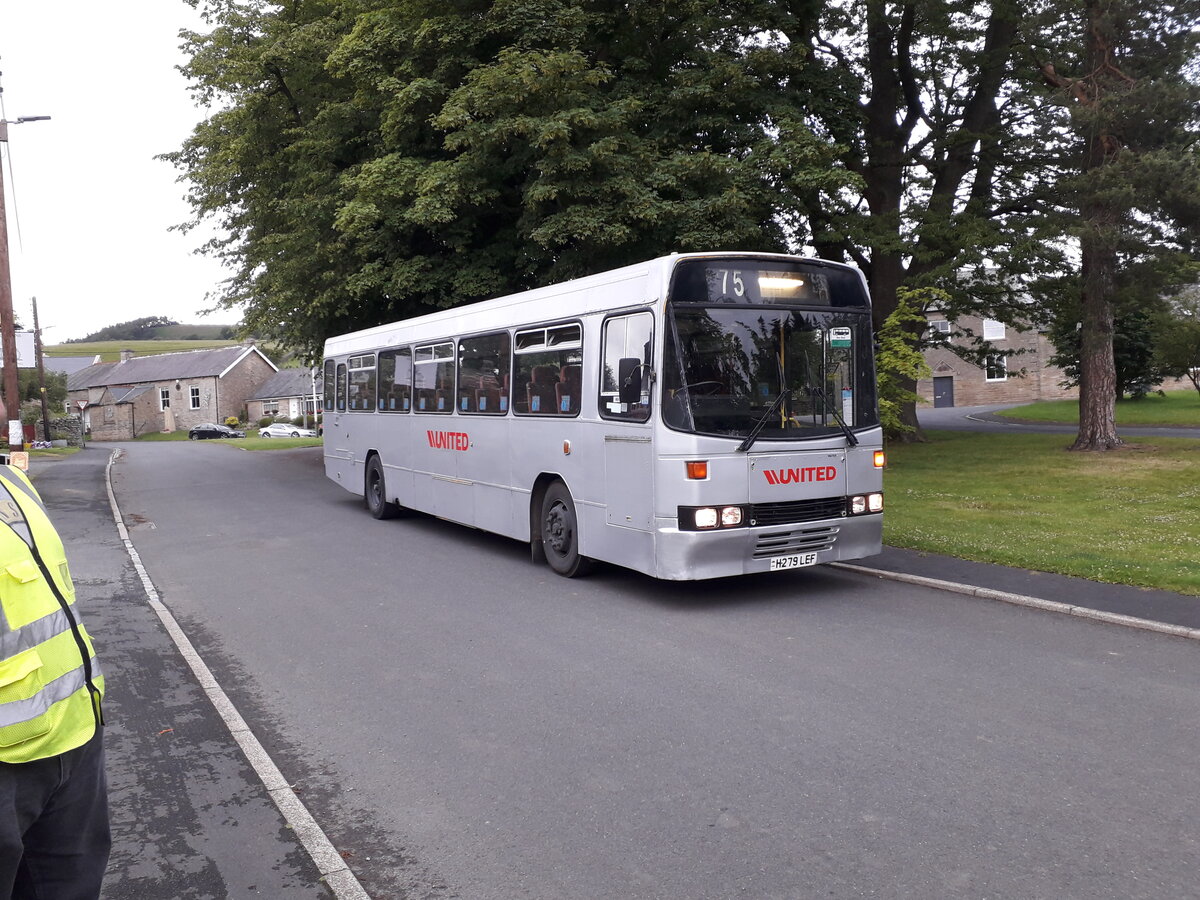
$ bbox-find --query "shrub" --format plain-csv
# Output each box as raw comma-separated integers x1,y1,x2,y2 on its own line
224,416,240,428
258,416,274,428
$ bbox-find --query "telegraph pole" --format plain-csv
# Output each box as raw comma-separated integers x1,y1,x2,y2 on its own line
32,295,49,441
0,73,51,448
0,117,20,449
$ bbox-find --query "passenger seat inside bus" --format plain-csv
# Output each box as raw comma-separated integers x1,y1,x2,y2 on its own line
556,365,581,414
528,365,558,414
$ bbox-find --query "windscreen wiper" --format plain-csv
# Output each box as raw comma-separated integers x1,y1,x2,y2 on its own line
737,389,792,452
810,385,859,447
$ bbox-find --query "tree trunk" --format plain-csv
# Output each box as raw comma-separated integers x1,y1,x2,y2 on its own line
1069,0,1124,451
1071,229,1122,449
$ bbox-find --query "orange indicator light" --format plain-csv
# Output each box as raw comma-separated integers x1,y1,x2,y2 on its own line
873,450,886,468
686,461,709,480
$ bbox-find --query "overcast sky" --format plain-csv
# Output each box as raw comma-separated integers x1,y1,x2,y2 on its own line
0,1,235,343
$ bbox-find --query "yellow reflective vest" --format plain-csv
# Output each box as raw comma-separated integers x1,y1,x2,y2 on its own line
0,465,103,763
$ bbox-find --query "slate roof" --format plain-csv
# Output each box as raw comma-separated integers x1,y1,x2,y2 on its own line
42,355,103,377
67,346,276,391
248,368,317,401
100,385,155,405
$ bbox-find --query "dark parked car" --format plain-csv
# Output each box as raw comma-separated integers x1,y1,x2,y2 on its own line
188,423,246,440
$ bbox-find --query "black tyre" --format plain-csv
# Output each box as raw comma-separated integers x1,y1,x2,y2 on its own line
290,431,299,437
261,432,271,438
540,482,593,577
365,455,400,520
189,433,198,441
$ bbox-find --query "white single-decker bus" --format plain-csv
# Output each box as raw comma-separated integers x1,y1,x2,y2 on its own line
322,252,885,580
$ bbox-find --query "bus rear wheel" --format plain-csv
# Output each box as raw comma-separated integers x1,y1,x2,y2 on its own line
365,455,400,520
540,482,593,577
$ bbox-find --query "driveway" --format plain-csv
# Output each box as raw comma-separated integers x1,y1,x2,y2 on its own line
917,402,1200,439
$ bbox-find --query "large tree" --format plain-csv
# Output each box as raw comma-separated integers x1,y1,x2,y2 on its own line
171,0,847,359
1036,0,1200,450
794,0,1065,440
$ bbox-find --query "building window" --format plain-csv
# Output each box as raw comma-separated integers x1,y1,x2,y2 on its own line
262,400,280,417
928,320,951,341
985,353,1008,382
190,386,201,409
982,318,1006,341
160,389,170,410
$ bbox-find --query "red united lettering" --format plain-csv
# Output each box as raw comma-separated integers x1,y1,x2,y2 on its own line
763,466,838,485
426,430,470,451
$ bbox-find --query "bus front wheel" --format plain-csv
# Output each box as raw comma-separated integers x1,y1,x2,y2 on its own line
540,482,593,578
365,455,400,520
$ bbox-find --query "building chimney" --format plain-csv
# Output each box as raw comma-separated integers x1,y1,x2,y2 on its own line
119,349,134,362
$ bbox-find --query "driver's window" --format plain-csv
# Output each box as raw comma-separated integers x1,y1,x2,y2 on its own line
599,313,653,422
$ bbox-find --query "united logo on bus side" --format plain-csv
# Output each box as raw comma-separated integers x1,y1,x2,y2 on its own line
427,430,469,451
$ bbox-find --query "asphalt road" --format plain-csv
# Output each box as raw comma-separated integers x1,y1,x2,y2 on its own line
47,442,1200,898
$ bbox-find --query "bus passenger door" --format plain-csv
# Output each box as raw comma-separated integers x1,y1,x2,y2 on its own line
601,313,654,532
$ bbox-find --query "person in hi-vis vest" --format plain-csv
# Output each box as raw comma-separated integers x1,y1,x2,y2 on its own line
0,464,108,899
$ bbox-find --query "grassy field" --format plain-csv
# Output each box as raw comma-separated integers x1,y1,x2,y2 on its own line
884,431,1200,596
996,389,1200,426
46,339,239,361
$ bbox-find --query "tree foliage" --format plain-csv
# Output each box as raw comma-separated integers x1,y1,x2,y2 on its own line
1153,291,1200,399
795,0,1066,440
66,316,181,343
170,0,849,359
876,288,934,439
1035,0,1200,448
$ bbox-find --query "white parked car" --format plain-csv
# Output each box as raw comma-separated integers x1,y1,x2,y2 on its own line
258,422,319,438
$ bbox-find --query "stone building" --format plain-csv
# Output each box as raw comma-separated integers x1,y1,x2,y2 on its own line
67,345,277,441
246,368,319,423
917,314,1077,408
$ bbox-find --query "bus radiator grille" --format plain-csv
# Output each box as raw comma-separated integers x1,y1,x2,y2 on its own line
752,526,839,559
750,498,846,527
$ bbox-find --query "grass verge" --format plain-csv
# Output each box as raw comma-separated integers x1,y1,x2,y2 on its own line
883,431,1200,596
133,429,321,449
996,389,1200,426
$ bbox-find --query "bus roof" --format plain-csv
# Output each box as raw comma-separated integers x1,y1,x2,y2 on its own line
322,251,860,356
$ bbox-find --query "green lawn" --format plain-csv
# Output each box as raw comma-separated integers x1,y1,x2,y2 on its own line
46,339,240,362
883,431,1200,596
996,389,1200,426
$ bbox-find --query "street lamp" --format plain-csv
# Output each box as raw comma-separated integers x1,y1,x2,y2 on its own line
0,113,51,450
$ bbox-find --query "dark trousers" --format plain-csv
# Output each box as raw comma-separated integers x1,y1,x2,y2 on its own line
0,732,110,900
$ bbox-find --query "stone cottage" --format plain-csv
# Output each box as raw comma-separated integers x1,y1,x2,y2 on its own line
246,368,319,423
67,345,277,441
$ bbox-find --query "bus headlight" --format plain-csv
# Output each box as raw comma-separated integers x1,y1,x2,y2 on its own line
679,506,747,531
849,493,884,515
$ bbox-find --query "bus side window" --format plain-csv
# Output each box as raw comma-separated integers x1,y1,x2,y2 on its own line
378,348,412,412
513,322,582,417
322,360,336,412
600,313,652,422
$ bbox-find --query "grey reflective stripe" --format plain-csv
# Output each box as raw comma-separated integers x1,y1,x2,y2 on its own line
0,469,44,512
0,607,74,649
0,659,95,729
